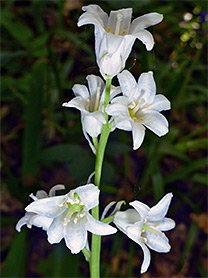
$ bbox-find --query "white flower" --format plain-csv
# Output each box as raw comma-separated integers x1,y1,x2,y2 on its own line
63,74,120,153
25,183,117,254
16,184,65,232
78,5,163,78
106,70,171,150
114,193,175,274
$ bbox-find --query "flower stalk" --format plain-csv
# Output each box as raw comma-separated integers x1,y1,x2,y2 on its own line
90,78,112,278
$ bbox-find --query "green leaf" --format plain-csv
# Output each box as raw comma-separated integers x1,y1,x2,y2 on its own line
1,230,27,277
22,60,47,177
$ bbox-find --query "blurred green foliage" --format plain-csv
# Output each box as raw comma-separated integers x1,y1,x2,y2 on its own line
1,0,207,277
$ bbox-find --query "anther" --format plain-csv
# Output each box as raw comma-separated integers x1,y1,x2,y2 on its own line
142,105,152,111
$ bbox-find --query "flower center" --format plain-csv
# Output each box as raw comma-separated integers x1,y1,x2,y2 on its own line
106,13,127,36
141,223,164,243
128,101,144,122
59,194,85,225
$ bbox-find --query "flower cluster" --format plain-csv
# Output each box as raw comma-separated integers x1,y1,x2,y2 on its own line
17,184,116,254
16,4,175,275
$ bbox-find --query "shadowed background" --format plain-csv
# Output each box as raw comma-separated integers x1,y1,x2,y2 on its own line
1,0,207,277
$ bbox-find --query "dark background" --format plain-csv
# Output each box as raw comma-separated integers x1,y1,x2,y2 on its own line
1,0,207,277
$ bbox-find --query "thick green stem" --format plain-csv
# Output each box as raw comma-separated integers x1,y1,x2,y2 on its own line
90,78,112,278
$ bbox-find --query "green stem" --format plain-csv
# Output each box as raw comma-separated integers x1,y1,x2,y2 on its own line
90,78,112,278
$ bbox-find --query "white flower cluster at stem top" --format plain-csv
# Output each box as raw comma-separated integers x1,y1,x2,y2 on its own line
16,4,175,275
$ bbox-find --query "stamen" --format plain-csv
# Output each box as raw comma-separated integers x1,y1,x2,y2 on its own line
142,105,152,111
115,13,123,36
106,27,112,33
59,201,66,207
87,98,90,109
121,30,127,36
74,214,79,224
129,101,136,109
141,236,147,243
94,87,100,111
132,102,141,114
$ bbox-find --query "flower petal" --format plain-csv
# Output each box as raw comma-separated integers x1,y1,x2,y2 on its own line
131,121,146,150
140,242,151,274
157,217,176,231
130,12,163,32
16,213,33,232
114,116,132,131
64,218,88,254
132,29,155,51
29,215,53,230
130,200,150,221
62,96,87,112
117,70,138,101
74,184,99,211
114,209,140,234
86,213,117,235
49,184,65,197
148,193,173,222
150,94,171,112
83,112,105,137
78,4,108,29
107,8,132,35
86,75,105,98
142,110,169,137
137,71,156,106
25,195,66,218
144,231,171,252
72,84,89,99
47,216,64,244
106,96,129,116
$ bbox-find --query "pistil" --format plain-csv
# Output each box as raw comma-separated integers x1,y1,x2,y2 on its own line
115,13,123,36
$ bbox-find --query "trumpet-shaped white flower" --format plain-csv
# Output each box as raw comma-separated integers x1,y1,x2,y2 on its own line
25,183,117,254
78,5,163,78
114,193,175,274
16,184,65,232
63,74,120,153
106,70,171,150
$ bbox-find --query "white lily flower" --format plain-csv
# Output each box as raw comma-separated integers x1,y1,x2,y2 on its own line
63,74,120,153
114,193,175,274
25,183,117,254
106,70,171,150
78,5,163,78
16,184,65,232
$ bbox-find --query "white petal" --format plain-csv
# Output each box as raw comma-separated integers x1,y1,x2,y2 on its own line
132,29,155,51
126,223,143,243
64,218,88,254
131,121,146,150
83,112,105,137
78,4,108,29
86,75,105,98
62,96,87,112
47,216,64,244
150,94,171,112
114,116,132,131
25,195,66,218
140,242,151,274
148,193,173,222
35,190,48,199
109,86,122,101
16,213,32,232
114,209,140,235
105,97,129,116
107,8,132,35
29,215,53,230
86,213,117,235
81,115,96,154
130,13,163,32
117,70,138,101
157,217,176,231
137,71,156,106
143,110,169,137
72,84,89,99
49,184,65,197
144,231,170,252
74,184,99,211
130,200,150,221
